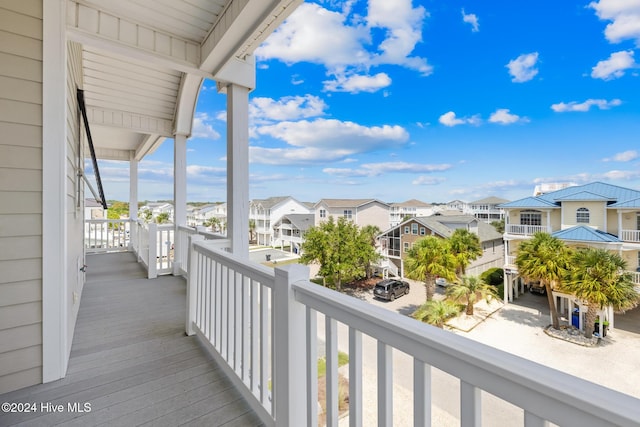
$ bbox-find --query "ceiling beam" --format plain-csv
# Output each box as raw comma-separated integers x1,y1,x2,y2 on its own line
86,106,174,137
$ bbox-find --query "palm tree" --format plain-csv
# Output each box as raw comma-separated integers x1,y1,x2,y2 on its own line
405,236,457,301
446,276,497,315
515,232,571,329
449,229,482,277
249,219,256,243
559,248,639,338
413,300,460,328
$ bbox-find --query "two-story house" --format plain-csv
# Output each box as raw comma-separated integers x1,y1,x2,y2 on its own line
465,196,510,223
388,199,434,227
500,181,640,309
249,196,311,246
314,198,390,231
378,215,504,278
272,213,314,254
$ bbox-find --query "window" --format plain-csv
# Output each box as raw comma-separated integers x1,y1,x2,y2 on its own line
411,223,418,234
520,210,541,226
420,227,426,235
404,226,410,234
576,207,589,223
403,242,410,252
319,209,326,218
343,210,353,219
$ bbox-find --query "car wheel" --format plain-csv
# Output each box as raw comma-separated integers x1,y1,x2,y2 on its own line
405,287,409,295
390,293,395,301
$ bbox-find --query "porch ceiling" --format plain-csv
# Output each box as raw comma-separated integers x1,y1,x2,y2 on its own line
67,0,301,161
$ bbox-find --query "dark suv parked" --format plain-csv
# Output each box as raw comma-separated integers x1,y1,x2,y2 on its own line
374,279,410,301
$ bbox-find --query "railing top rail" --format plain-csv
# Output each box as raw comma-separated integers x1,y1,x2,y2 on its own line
178,225,198,233
156,223,175,230
193,240,275,287
292,278,640,427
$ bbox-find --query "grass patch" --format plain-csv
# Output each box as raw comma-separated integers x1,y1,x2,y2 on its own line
317,351,349,378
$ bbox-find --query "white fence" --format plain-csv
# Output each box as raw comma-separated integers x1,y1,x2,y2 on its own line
505,224,549,236
621,229,640,243
186,239,640,427
85,219,131,252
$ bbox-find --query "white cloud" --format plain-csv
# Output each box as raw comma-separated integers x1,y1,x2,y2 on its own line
256,1,431,94
439,111,481,127
191,113,221,139
506,52,539,82
250,95,327,123
591,50,636,80
602,150,638,162
323,72,392,93
323,161,452,177
488,109,528,125
412,176,446,185
251,118,409,165
461,9,479,32
551,98,622,112
589,0,640,45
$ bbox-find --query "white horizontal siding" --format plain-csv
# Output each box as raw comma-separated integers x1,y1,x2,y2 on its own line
0,0,43,393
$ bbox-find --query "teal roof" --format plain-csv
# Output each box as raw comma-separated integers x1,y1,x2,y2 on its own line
498,197,557,208
553,191,614,201
499,182,640,209
552,226,621,243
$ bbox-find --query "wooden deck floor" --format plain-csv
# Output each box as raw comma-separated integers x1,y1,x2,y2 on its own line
0,252,262,427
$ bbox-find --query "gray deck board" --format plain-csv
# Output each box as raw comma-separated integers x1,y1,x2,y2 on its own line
0,252,263,427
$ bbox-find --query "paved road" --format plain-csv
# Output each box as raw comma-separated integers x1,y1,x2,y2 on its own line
317,279,640,426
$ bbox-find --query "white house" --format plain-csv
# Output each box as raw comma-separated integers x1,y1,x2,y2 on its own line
389,198,434,227
250,196,311,246
465,196,510,223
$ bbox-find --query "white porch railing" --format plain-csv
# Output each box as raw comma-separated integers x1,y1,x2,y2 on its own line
621,229,640,243
505,255,516,266
505,224,549,236
85,219,131,252
175,225,229,277
186,239,640,427
630,271,640,286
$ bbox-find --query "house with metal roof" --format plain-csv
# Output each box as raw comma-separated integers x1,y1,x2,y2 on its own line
499,181,640,317
377,214,504,279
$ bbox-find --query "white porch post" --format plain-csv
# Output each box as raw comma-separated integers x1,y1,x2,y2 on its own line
42,0,68,383
129,152,138,250
173,133,187,273
225,83,250,258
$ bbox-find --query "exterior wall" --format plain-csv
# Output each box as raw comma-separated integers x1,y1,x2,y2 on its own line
561,201,606,230
398,220,434,259
0,0,44,393
356,202,390,230
609,210,639,237
65,41,85,358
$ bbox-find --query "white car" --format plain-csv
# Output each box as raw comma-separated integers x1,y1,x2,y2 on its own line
435,277,448,287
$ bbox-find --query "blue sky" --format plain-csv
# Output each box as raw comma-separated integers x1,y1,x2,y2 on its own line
98,0,640,204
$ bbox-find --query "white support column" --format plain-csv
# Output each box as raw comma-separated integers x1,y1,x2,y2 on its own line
129,152,138,250
225,83,250,258
173,134,187,273
42,0,68,383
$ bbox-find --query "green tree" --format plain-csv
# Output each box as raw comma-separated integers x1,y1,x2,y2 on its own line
204,217,220,232
155,212,170,224
413,300,460,328
299,216,370,291
140,209,153,223
360,225,381,278
405,236,457,301
449,229,482,277
559,248,639,338
446,276,497,315
516,232,571,329
490,219,505,234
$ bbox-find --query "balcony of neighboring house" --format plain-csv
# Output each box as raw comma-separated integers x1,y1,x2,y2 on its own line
620,229,640,243
504,223,551,236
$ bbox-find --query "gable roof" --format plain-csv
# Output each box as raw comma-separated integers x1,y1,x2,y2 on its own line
383,215,502,243
469,196,510,205
390,199,431,208
251,196,292,209
499,182,640,209
552,226,621,243
316,198,390,208
279,214,314,231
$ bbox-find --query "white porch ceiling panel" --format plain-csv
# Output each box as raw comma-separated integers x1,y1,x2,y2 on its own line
66,0,301,161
